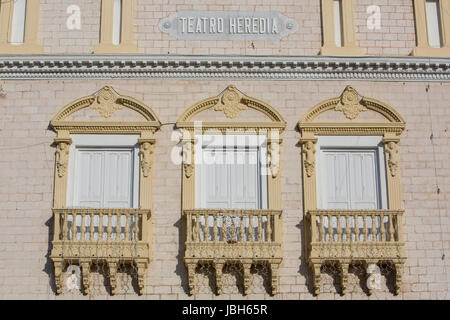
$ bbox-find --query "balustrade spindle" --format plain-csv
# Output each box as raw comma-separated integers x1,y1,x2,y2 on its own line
230,216,236,241
363,215,368,242
380,214,385,241
107,212,112,241
388,214,394,242
71,213,76,241
337,214,342,243
204,214,209,242
125,212,130,241
319,215,324,242
81,212,86,241
213,215,218,242
248,214,254,242
89,212,94,241
195,213,200,242
99,212,104,241
240,216,245,242
327,214,332,242
134,212,139,241
355,215,359,242
371,214,376,241
258,213,262,242
345,215,350,242
266,214,272,243
221,215,226,242
62,213,68,241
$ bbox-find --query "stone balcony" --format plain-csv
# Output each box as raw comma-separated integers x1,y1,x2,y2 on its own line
305,209,406,295
50,208,151,295
183,209,282,295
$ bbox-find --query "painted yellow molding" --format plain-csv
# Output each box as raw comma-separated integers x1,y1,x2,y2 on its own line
412,0,450,57
49,86,161,295
320,0,363,56
94,0,138,54
176,86,286,296
298,86,406,296
0,0,43,54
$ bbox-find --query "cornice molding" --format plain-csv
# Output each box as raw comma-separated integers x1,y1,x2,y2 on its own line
0,55,449,81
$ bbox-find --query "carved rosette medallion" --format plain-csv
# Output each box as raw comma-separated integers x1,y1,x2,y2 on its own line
214,86,249,119
90,86,123,118
335,86,367,120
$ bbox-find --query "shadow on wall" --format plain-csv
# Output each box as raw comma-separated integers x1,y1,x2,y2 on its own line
43,140,58,295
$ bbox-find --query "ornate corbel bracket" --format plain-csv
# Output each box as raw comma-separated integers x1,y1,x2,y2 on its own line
267,138,281,178
138,138,155,178
81,261,90,295
108,261,118,295
382,137,400,177
54,136,72,178
181,137,195,179
137,262,148,295
300,137,317,178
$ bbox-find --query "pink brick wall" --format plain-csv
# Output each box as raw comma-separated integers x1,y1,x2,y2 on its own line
0,79,448,299
38,0,419,56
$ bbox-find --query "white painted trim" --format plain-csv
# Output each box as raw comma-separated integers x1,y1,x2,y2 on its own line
316,136,388,209
1,55,449,82
67,134,140,208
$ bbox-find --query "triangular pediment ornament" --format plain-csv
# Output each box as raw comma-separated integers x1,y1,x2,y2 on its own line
335,86,367,120
90,86,123,118
213,85,249,119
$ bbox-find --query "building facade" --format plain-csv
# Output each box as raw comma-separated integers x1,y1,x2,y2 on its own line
0,0,449,299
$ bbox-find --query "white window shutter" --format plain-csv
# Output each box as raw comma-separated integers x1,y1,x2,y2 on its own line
73,149,134,208
349,152,379,210
104,151,133,208
322,150,380,210
324,152,350,209
203,150,230,209
75,151,104,208
231,150,259,209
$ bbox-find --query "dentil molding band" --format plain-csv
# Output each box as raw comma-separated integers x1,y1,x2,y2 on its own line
0,55,449,81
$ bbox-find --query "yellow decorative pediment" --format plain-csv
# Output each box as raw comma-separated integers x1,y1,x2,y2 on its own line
50,85,161,133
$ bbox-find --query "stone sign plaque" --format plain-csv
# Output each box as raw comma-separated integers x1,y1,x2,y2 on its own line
159,11,298,41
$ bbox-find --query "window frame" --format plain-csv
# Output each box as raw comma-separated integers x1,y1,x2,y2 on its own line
0,0,42,53
94,0,138,53
412,0,450,57
194,134,268,210
320,0,363,55
67,134,141,208
315,136,388,210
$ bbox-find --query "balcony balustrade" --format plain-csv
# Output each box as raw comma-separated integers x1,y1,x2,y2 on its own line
305,209,406,295
50,208,151,295
183,209,282,295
